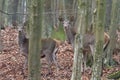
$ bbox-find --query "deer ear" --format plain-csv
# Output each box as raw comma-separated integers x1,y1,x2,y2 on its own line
12,21,18,27
58,16,64,22
69,16,74,22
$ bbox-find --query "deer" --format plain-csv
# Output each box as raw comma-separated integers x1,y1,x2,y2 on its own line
59,16,110,72
18,26,61,75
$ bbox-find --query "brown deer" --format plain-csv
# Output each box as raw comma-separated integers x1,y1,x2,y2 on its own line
59,17,110,71
18,26,61,75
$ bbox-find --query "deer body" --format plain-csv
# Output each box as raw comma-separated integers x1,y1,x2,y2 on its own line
60,19,110,71
62,20,110,50
18,28,60,74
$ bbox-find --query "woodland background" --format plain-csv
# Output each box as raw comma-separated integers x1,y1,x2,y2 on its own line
0,0,120,80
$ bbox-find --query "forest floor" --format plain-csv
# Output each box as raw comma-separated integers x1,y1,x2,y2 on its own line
0,27,120,80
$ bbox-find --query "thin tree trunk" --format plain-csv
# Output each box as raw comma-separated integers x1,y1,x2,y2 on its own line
71,34,83,80
0,23,1,52
71,15,83,80
72,0,78,27
28,0,43,80
91,0,97,33
0,0,5,28
51,0,57,28
85,0,92,33
0,0,4,52
71,0,86,80
17,0,26,24
62,0,67,19
12,0,19,26
91,0,106,80
106,0,119,66
4,0,8,26
105,0,112,30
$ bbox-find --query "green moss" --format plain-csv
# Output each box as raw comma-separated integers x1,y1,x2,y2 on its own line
51,26,66,41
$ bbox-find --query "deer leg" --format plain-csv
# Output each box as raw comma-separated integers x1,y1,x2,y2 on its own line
24,57,28,70
52,48,61,69
21,52,28,70
43,50,53,75
89,44,95,56
52,47,61,74
89,44,94,65
83,53,87,73
20,53,28,78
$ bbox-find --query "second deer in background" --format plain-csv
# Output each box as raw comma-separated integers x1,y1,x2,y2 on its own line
59,16,110,72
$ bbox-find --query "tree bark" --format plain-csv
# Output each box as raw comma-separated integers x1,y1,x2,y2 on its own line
0,0,4,52
106,0,119,66
71,0,86,80
85,0,92,33
71,34,83,80
28,0,43,80
12,0,19,27
91,0,106,80
105,0,112,30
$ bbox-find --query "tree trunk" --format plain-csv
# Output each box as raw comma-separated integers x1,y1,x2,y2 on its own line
91,0,106,80
91,0,97,33
106,0,119,66
12,0,19,27
85,0,92,33
51,0,58,28
71,0,86,80
0,0,5,28
105,0,112,30
71,34,83,80
4,0,8,26
28,0,43,80
17,0,26,24
0,0,4,52
61,0,67,19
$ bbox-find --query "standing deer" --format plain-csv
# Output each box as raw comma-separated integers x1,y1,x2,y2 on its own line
59,17,110,71
18,26,61,75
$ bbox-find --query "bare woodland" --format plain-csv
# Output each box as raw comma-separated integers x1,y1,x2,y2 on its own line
0,0,120,80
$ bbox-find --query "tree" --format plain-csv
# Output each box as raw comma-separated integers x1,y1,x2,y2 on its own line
0,0,3,52
85,0,92,33
71,0,86,80
105,0,112,30
28,0,43,80
4,0,8,26
106,0,119,66
0,0,5,52
12,0,19,27
17,0,27,24
91,0,106,80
